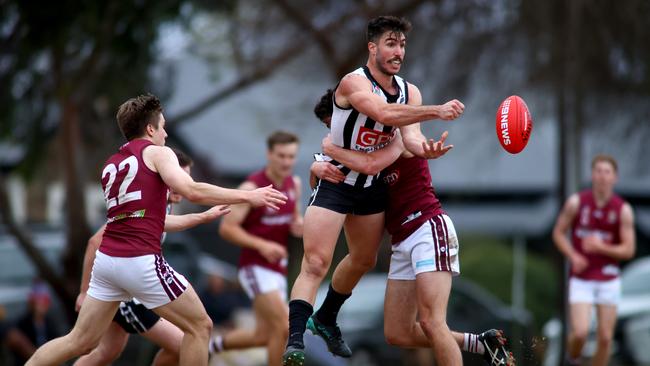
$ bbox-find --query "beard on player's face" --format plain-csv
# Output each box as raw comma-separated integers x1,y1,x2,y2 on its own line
374,50,402,76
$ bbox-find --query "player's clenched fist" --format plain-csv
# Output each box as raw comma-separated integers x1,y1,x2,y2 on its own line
438,99,465,120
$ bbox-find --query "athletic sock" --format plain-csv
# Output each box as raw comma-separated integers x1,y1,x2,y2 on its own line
314,284,351,326
463,333,485,354
209,335,224,353
288,299,313,347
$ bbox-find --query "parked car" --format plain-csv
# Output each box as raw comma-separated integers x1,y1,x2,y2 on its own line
543,256,650,366
306,273,532,366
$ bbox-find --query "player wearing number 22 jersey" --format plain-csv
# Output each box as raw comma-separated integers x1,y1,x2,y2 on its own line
101,139,168,257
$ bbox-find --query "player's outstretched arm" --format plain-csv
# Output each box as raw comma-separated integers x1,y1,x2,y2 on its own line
338,74,464,127
583,203,636,261
164,205,231,232
148,146,287,209
322,132,404,176
400,84,454,159
552,194,587,273
76,224,106,311
219,181,288,264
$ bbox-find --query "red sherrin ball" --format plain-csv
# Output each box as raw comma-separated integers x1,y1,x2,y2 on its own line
495,95,533,154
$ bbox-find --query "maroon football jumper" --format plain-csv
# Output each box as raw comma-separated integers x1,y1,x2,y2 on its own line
571,189,625,281
238,169,297,275
383,156,445,245
100,139,168,257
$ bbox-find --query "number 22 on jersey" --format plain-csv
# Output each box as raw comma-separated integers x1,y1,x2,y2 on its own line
102,155,142,209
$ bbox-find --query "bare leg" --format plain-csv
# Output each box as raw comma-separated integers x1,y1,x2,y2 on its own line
330,213,384,294
592,304,617,366
290,206,345,304
568,303,592,361
415,271,462,366
73,322,129,366
26,297,119,366
142,318,183,366
153,285,212,366
222,291,287,366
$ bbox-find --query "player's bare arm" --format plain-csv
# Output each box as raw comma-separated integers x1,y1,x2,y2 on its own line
322,131,404,176
400,83,454,158
582,203,636,260
145,145,287,209
553,194,588,273
336,73,464,127
290,176,304,237
219,181,288,263
76,224,106,311
164,205,231,232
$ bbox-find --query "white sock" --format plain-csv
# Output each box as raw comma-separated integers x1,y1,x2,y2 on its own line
209,335,224,353
463,333,486,354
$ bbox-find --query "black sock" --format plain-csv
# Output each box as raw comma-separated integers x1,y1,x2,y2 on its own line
288,299,313,347
314,284,351,326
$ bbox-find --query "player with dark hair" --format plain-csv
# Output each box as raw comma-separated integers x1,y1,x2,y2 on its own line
26,93,287,366
283,15,464,366
311,90,514,366
209,131,302,366
553,154,635,366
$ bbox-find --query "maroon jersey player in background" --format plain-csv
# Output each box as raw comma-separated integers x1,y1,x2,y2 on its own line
26,94,286,366
210,131,303,366
553,154,635,366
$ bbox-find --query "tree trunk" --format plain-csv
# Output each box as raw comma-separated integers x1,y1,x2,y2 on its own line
59,96,92,320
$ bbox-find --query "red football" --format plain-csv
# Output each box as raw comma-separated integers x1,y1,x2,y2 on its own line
495,95,533,154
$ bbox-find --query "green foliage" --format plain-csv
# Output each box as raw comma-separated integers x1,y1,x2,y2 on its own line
0,0,191,174
459,235,560,331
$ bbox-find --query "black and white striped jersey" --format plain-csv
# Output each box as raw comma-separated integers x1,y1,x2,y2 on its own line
326,66,409,188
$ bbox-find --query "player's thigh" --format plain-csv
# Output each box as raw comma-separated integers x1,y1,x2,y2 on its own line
303,206,346,258
152,285,210,334
71,296,121,345
415,271,452,321
343,212,384,258
384,279,418,333
253,290,288,330
143,318,184,354
595,304,617,339
569,303,592,336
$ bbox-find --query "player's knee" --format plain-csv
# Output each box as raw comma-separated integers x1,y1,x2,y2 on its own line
350,254,376,272
189,314,213,340
303,254,330,279
571,328,589,344
596,330,614,346
418,318,448,339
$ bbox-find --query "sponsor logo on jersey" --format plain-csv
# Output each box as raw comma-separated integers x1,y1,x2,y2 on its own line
607,210,617,224
383,169,400,186
356,127,394,148
261,213,293,226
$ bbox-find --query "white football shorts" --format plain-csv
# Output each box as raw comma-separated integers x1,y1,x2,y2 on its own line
388,214,460,280
88,250,189,309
